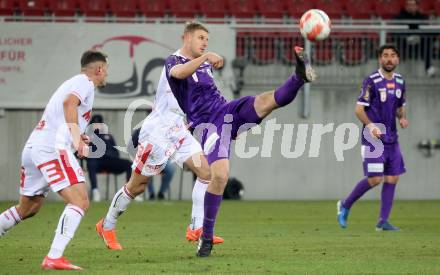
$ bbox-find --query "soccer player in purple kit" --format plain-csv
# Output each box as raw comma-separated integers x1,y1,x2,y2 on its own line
164,22,316,257
337,44,409,231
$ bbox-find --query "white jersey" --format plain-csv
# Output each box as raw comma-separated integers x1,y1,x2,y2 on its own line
26,74,95,150
139,67,187,147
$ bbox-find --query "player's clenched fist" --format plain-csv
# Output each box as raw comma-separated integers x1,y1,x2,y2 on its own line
367,123,382,139
204,52,223,69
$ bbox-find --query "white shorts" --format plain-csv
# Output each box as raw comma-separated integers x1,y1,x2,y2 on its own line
20,146,85,197
132,132,202,177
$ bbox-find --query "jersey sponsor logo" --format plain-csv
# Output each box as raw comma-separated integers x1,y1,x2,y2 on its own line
388,90,395,95
386,83,395,89
379,88,387,102
36,120,46,130
396,89,402,98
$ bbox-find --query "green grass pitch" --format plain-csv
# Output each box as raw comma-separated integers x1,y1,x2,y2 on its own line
0,200,439,274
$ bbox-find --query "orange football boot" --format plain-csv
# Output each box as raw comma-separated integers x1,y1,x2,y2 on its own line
96,218,123,250
41,256,82,270
186,226,224,245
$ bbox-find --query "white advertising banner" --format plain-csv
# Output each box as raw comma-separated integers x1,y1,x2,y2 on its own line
0,22,235,109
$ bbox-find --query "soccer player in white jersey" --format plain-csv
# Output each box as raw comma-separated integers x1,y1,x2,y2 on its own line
95,67,223,250
0,50,108,270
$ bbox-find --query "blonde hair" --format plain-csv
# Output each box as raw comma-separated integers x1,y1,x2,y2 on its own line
184,21,209,34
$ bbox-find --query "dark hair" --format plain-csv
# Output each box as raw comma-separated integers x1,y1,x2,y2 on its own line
184,21,209,34
90,114,104,124
81,50,107,68
377,44,400,57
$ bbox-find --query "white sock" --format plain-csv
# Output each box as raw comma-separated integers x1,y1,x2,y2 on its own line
0,206,22,235
103,185,134,230
190,178,209,230
47,204,84,259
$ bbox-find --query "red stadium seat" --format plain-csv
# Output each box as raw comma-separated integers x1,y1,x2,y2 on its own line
48,0,77,17
312,38,334,65
434,0,440,16
339,33,376,65
138,0,166,17
256,0,285,18
284,0,315,18
278,32,303,65
0,0,17,15
345,0,373,19
169,0,197,18
109,0,137,17
236,32,253,60
315,0,344,19
227,0,256,18
18,0,47,16
250,32,277,64
417,0,434,15
198,0,226,18
78,0,108,17
375,0,403,19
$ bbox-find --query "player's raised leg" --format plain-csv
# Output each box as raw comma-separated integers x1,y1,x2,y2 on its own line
42,182,89,271
184,152,224,245
253,46,316,119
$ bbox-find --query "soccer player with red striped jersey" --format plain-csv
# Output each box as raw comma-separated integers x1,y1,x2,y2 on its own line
0,50,108,270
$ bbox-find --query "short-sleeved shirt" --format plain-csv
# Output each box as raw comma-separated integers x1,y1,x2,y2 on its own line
164,50,227,129
357,69,406,145
26,74,95,149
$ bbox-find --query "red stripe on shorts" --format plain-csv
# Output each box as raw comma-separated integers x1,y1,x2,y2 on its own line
134,143,153,174
59,150,79,185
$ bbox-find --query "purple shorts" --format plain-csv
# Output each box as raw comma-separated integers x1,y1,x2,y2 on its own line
194,96,263,165
362,142,406,177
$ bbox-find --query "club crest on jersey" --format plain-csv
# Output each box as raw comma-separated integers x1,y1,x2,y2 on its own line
396,89,402,99
386,82,395,89
379,88,387,102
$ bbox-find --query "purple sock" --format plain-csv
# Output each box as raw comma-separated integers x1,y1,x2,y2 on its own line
202,192,223,240
379,182,397,223
274,74,305,107
343,178,373,209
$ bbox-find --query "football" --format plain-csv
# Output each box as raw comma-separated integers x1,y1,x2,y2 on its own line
299,9,331,41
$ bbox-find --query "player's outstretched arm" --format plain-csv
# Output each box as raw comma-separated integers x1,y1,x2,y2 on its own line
63,94,88,157
355,104,381,138
171,52,223,79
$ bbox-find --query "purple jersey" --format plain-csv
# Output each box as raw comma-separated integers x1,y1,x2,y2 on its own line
357,70,406,144
165,51,227,128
